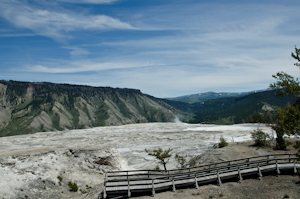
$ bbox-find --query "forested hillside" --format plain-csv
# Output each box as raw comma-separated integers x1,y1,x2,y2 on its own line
189,90,294,124
164,90,294,124
166,90,270,103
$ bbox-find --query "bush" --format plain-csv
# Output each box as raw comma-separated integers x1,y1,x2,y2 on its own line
276,136,287,150
218,136,228,148
251,129,269,147
57,176,62,182
68,181,78,192
80,189,87,194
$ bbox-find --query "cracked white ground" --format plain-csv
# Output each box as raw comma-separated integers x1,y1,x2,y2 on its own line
0,122,275,198
0,122,273,170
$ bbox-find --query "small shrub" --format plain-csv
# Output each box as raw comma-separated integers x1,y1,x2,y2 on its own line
68,181,78,192
218,136,228,148
284,194,290,198
251,129,269,147
219,193,224,197
86,185,92,189
175,154,188,168
57,176,63,182
80,189,87,194
276,136,287,150
154,165,160,170
256,146,261,150
286,140,292,146
209,195,215,198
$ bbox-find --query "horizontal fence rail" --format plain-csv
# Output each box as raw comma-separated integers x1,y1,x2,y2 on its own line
102,154,299,199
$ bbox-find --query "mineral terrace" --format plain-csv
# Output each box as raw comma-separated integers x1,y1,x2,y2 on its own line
0,122,273,198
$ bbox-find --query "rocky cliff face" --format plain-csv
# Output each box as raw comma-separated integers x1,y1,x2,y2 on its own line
0,81,176,136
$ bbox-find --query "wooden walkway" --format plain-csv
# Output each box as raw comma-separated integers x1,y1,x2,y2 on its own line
102,154,300,198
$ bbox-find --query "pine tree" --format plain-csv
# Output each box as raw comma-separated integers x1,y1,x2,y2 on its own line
145,147,173,171
270,46,300,150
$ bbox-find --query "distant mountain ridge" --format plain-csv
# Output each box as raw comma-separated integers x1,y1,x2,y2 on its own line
166,89,272,103
163,90,294,125
0,80,179,137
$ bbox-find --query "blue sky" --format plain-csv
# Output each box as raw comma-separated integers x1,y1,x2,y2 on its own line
0,0,300,98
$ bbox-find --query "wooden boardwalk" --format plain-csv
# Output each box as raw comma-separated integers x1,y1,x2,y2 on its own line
102,154,300,199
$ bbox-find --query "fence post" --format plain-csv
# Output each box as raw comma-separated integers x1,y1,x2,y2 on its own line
195,174,199,189
103,172,107,199
172,177,176,192
152,179,155,196
128,179,131,198
238,166,243,182
294,158,297,174
257,164,262,178
276,159,280,176
217,170,222,185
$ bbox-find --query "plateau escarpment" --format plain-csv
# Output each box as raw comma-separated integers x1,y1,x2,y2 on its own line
0,81,177,137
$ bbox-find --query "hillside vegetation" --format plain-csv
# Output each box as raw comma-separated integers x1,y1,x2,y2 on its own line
0,80,178,137
189,90,294,124
164,90,294,125
166,90,270,103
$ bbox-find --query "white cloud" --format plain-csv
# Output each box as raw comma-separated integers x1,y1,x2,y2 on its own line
0,33,35,37
57,0,119,4
63,47,90,58
0,0,134,41
27,60,163,73
2,0,300,97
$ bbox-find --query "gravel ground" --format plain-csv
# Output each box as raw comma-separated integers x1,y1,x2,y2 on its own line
133,139,300,199
136,175,300,199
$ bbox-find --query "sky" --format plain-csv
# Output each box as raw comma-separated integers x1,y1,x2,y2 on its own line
0,0,300,98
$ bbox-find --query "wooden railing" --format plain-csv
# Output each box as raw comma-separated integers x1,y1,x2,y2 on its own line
102,154,299,199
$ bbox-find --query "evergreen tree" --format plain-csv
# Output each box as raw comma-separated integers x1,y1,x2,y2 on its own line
270,46,300,150
145,147,173,171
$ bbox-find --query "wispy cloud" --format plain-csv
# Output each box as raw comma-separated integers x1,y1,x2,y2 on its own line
57,0,119,4
27,60,163,73
63,47,90,58
0,33,35,37
0,0,134,41
1,0,300,97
